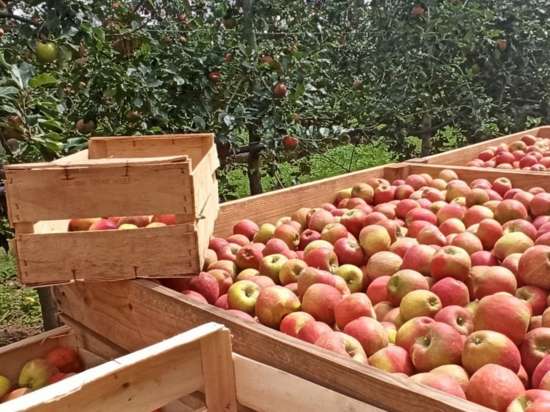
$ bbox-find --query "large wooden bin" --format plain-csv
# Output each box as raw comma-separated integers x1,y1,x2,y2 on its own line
411,125,550,168
5,134,219,286
49,162,542,412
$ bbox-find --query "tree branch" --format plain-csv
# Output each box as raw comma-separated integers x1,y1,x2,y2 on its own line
0,11,38,26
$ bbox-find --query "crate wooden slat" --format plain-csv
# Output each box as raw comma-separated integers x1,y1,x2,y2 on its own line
411,125,550,167
5,134,219,286
54,162,535,412
0,322,237,412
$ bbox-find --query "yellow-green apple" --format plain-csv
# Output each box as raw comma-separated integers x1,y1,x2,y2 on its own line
279,259,307,285
334,187,353,204
279,311,315,338
304,247,338,272
253,223,276,243
531,193,550,217
470,266,517,299
399,290,442,321
89,218,117,230
304,240,333,253
466,364,525,412
263,238,290,256
302,283,343,325
343,316,388,356
118,223,138,230
273,223,300,249
296,267,349,297
1,387,31,401
209,260,237,277
255,286,300,328
430,246,471,283
364,251,403,281
116,215,150,227
340,209,368,237
381,321,396,343
463,205,493,227
439,169,458,182
215,294,228,309
334,264,364,293
46,346,82,373
495,199,529,223
315,331,368,363
430,364,470,392
297,320,333,344
493,232,534,261
434,305,473,335
208,269,233,295
517,286,548,315
504,219,537,240
227,280,261,314
410,372,466,399
462,330,521,374
203,249,218,270
235,244,263,270
366,275,390,304
368,345,413,375
446,180,471,202
359,225,391,257
292,207,313,228
308,208,334,232
450,232,483,255
0,375,10,399
374,301,394,320
386,269,429,306
520,328,550,374
351,183,374,203
151,214,176,225
532,356,550,389
470,250,498,266
474,292,531,346
410,321,464,371
18,358,55,390
68,217,99,231
333,236,365,266
405,208,437,226
390,237,419,258
366,177,390,189
506,390,550,412
189,272,220,304
227,234,250,246
334,293,375,329
320,223,348,244
466,188,491,207
395,316,435,353
395,184,415,200
233,218,259,240
382,307,403,328
259,254,288,282
476,218,504,250
431,277,470,307
401,244,436,275
181,290,209,304
518,245,550,289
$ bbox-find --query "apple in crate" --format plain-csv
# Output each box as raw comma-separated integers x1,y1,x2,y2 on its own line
227,280,260,315
18,358,56,390
151,214,177,225
1,387,31,401
68,217,99,231
46,346,83,373
0,375,11,399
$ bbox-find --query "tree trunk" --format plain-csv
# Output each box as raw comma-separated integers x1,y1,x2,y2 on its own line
37,287,59,330
421,114,432,157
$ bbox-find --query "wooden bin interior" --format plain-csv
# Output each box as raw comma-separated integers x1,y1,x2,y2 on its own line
412,125,550,167
52,162,537,412
5,134,219,286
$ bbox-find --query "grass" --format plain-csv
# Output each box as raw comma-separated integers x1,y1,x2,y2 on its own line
0,250,42,346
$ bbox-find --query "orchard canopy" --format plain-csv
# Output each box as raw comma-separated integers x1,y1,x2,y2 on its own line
1,0,550,198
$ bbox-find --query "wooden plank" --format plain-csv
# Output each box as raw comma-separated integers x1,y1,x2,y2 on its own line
52,150,90,165
5,160,194,223
0,323,227,412
414,126,550,166
200,329,237,412
234,354,384,412
16,224,200,285
7,155,188,169
54,280,491,412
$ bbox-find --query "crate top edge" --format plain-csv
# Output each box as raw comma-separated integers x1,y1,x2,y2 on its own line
89,133,215,142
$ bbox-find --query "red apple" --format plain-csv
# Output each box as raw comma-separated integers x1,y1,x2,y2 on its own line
255,286,301,328
279,311,315,338
315,331,368,363
334,293,374,329
410,322,464,371
302,283,343,324
368,345,414,375
521,327,550,375
297,320,333,344
434,305,473,335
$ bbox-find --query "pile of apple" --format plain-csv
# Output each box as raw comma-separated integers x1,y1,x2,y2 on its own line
68,214,176,231
0,346,82,403
161,167,550,411
468,134,550,171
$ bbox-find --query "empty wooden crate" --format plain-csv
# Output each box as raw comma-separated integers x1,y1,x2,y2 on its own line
5,134,219,286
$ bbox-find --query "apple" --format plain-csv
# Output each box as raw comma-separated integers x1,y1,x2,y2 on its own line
466,364,525,412
89,218,117,231
320,223,348,244
374,301,394,320
68,217,99,231
215,294,229,309
273,223,300,249
469,266,517,299
304,240,333,253
315,331,368,363
151,214,177,225
396,199,419,219
382,307,403,328
406,208,438,226
462,330,521,374
531,193,550,217
518,245,550,289
507,390,550,412
333,236,365,266
407,220,434,238
437,203,465,224
399,290,442,321
181,290,209,304
532,356,550,389
470,250,498,266
390,237,418,258
0,375,11,399
358,224,392,257
334,293,375,329
446,180,471,202
18,358,55,390
1,387,31,401
430,246,471,283
395,316,435,353
116,215,150,227
434,305,473,335
227,234,250,246
474,292,531,346
386,269,429,306
366,275,390,304
417,225,447,246
233,219,260,240
410,321,464,372
450,232,484,256
517,286,548,316
254,223,276,243
463,205,494,228
410,372,466,399
308,208,334,232
493,177,513,196
217,243,239,261
495,199,529,223
340,209,368,237
263,238,290,256
208,260,238,277
401,244,436,276
48,372,75,384
476,218,504,249
430,364,470,392
439,218,466,236
279,259,307,285
227,280,260,314
189,272,220,304
531,316,543,330
235,244,263,270
226,309,256,322
368,345,413,375
296,267,350,297
521,328,550,375
279,311,315,338
297,320,333,344
118,223,138,230
343,316,388,356
259,254,288,281
46,346,83,373
431,277,470,307
334,264,364,293
351,183,374,203
302,283,343,325
255,286,300,328
493,232,534,261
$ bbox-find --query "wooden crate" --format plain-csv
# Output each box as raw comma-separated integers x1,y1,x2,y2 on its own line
5,134,219,286
52,162,545,412
0,322,237,412
411,125,550,167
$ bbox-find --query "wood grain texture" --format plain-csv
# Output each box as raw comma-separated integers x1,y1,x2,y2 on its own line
54,280,491,412
16,224,200,286
413,126,550,166
5,159,194,223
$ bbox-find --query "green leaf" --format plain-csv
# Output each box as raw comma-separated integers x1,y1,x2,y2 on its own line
0,87,18,99
29,73,59,88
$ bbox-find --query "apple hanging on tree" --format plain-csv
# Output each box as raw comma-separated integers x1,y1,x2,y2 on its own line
282,135,299,150
273,82,288,98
